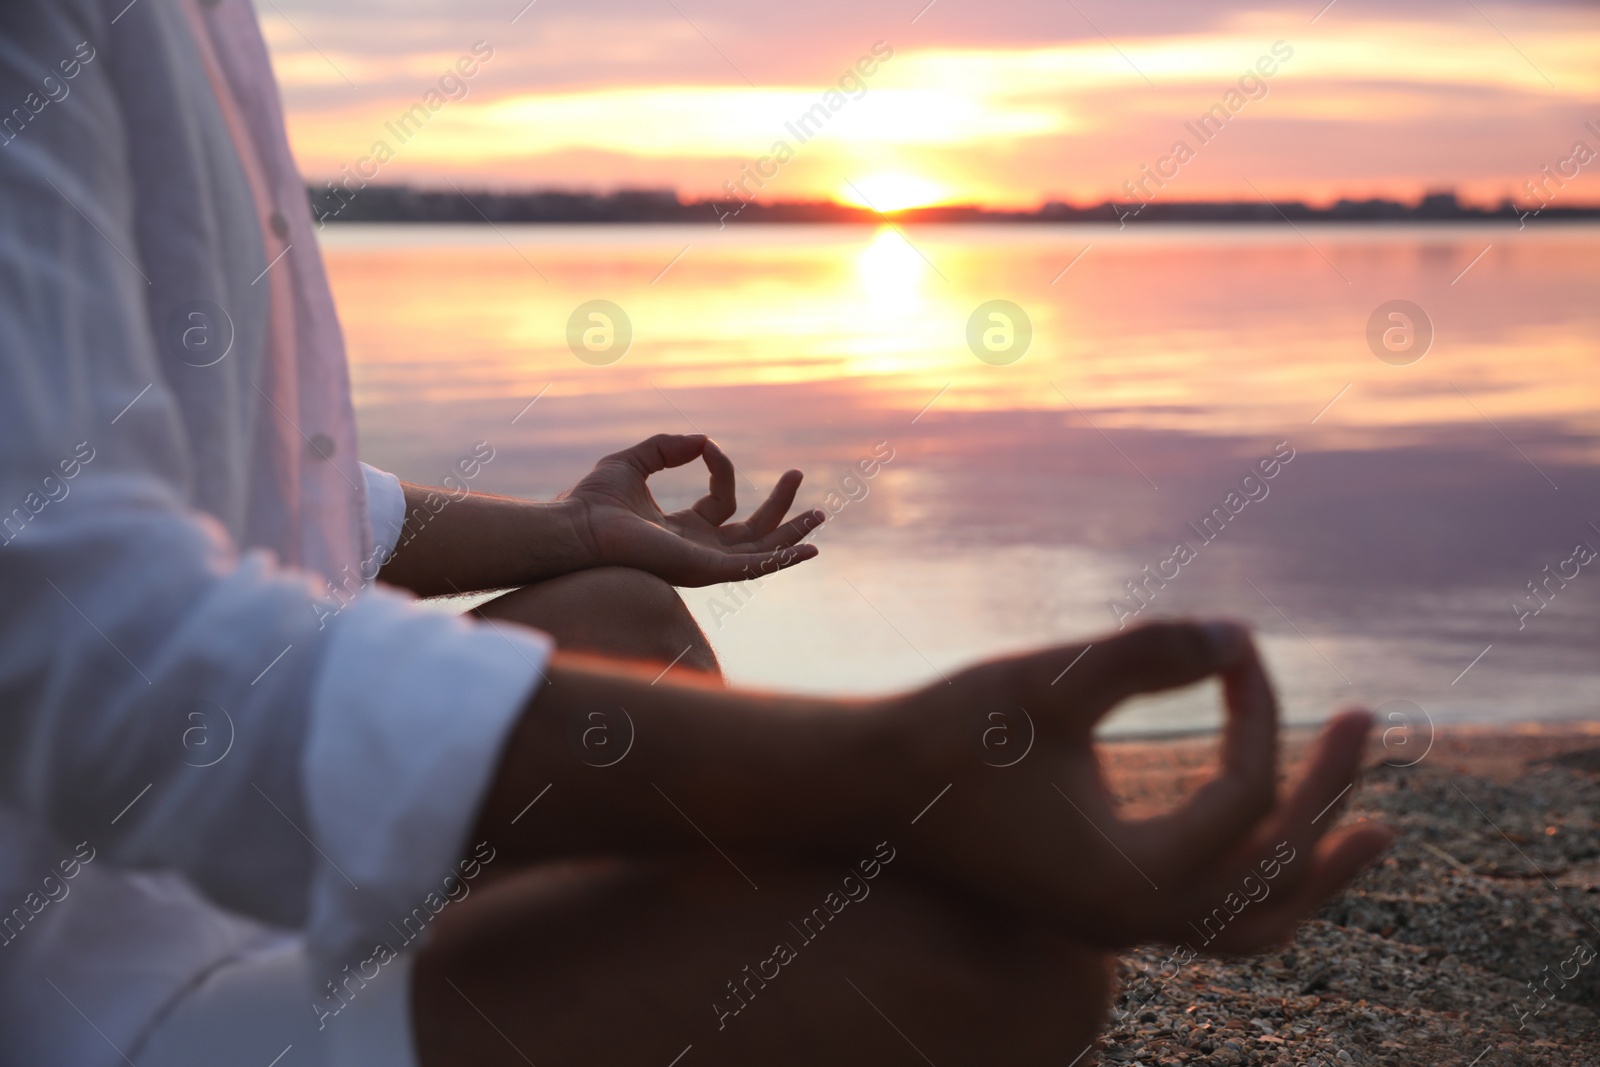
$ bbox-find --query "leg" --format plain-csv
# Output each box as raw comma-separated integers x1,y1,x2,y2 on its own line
412,857,1111,1066
473,566,720,678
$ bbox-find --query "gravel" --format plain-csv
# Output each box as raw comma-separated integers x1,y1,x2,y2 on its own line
1095,725,1600,1067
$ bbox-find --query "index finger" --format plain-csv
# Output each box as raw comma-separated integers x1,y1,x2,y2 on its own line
608,433,708,476
1043,620,1251,729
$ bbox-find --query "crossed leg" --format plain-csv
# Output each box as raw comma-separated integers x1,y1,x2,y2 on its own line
412,857,1111,1066
416,566,1112,1064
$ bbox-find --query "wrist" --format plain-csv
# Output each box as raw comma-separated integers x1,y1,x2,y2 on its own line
522,496,599,580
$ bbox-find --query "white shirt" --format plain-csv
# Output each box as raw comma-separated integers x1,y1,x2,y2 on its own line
0,2,551,1062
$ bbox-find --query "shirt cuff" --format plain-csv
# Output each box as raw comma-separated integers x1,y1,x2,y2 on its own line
360,462,407,565
302,583,552,965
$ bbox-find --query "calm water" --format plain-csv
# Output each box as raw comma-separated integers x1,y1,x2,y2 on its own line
325,222,1600,735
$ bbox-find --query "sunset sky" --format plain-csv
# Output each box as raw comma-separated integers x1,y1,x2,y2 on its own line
258,0,1600,210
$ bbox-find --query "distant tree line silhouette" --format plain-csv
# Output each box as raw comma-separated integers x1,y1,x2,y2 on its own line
305,185,1599,226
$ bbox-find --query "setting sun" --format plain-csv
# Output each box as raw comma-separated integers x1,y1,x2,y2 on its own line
837,173,952,213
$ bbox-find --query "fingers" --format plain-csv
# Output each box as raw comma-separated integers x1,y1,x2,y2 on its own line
609,433,708,476
1243,709,1374,894
737,469,805,538
720,468,826,551
1198,822,1395,954
1131,639,1279,878
624,437,812,543
1050,620,1251,727
1155,710,1390,952
671,543,820,588
744,510,826,552
691,441,738,526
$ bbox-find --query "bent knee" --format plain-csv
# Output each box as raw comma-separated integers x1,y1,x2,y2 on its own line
569,566,685,619
555,567,711,666
475,567,718,675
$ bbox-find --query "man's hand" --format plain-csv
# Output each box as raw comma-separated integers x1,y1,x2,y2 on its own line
563,433,825,587
896,622,1394,951
375,433,821,598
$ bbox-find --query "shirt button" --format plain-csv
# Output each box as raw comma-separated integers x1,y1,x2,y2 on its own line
309,433,335,461
269,212,291,239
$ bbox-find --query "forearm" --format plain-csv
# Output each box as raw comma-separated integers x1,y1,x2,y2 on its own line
378,484,593,597
474,651,923,865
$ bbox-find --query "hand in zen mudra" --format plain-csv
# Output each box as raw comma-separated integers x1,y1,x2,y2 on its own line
896,621,1394,951
376,432,824,598
564,433,825,587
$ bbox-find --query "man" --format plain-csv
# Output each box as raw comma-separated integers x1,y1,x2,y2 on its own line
0,2,1391,1064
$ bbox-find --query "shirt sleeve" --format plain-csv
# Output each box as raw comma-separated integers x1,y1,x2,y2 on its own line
361,462,408,565
0,1,549,966
305,587,549,959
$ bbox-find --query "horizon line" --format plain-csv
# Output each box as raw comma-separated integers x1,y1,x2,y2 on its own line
303,182,1600,226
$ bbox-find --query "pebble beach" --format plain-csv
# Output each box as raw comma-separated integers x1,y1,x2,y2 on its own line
1096,724,1600,1067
